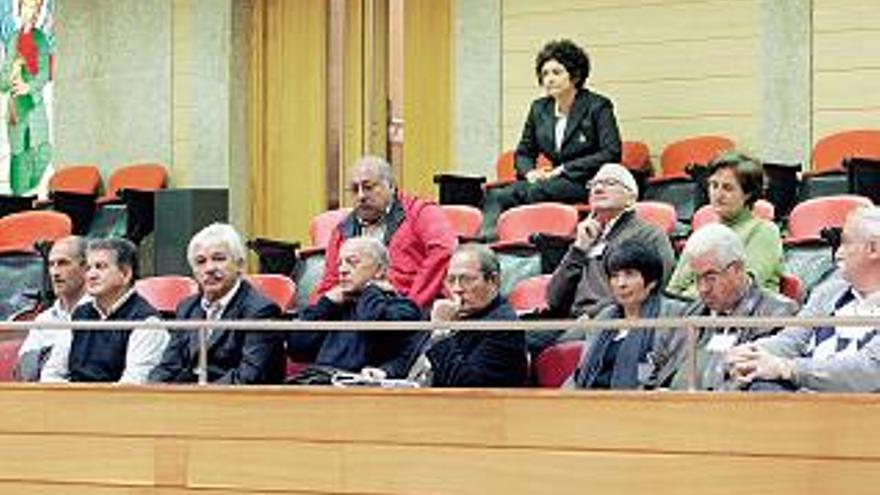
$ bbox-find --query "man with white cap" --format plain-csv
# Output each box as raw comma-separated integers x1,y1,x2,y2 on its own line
547,163,675,323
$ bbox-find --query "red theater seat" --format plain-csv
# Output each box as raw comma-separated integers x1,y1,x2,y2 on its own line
135,276,199,315
0,210,72,254
508,275,551,315
247,274,297,313
534,341,583,388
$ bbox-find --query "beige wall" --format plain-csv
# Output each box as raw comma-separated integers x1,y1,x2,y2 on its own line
55,0,173,178
812,0,880,145
501,0,880,169
502,0,762,166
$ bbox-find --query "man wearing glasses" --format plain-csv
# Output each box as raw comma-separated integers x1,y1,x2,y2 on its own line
314,155,457,310
412,244,527,387
669,223,797,390
726,206,880,392
546,164,675,352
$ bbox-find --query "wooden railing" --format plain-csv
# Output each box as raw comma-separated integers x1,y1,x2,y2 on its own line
0,385,878,494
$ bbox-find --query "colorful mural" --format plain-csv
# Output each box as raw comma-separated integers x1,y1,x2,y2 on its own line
0,0,53,196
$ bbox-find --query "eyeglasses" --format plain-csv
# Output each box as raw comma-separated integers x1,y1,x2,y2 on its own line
694,261,737,287
348,181,381,195
588,177,625,189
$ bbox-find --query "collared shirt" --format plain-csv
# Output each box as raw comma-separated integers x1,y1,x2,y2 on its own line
19,294,91,358
39,288,170,384
357,204,393,241
200,279,242,319
199,279,242,339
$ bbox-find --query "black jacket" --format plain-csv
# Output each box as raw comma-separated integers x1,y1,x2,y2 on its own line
427,296,527,387
514,89,621,185
290,284,424,378
148,280,285,384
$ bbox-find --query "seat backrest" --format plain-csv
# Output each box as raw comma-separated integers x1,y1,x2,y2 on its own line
787,194,873,240
135,276,199,314
634,201,677,235
507,274,551,314
779,272,805,305
0,210,72,254
812,129,880,173
309,208,351,248
534,341,583,388
106,163,168,199
691,199,776,231
660,135,734,177
49,165,102,195
440,204,482,238
0,338,24,382
496,202,578,243
621,140,651,172
246,274,297,312
495,150,552,182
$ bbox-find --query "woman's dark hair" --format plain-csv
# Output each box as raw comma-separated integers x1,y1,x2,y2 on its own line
603,239,665,291
535,39,591,89
707,151,765,208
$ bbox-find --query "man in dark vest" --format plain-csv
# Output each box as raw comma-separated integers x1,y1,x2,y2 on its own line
41,238,168,383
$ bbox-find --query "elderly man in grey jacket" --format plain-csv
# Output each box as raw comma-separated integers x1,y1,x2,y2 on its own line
727,206,880,392
669,223,798,390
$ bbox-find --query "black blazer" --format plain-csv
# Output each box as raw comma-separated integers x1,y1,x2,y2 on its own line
514,89,621,185
148,280,285,384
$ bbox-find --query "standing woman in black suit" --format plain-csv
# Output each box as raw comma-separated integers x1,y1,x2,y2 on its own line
481,39,622,237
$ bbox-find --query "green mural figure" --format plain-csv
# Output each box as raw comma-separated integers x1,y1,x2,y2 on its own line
0,0,50,196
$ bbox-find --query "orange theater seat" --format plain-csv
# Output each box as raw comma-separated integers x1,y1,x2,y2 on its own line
485,150,552,191
309,208,351,249
135,276,199,316
98,162,168,203
621,140,651,174
0,338,24,382
507,274,551,315
0,210,72,254
48,165,102,195
534,341,583,388
779,273,805,305
440,204,482,239
812,129,880,174
246,274,297,313
659,135,735,178
495,202,578,245
634,201,677,235
787,194,873,242
691,199,776,231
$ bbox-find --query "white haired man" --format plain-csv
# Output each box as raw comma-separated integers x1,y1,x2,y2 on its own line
149,223,286,384
727,206,880,392
669,223,797,390
289,236,424,383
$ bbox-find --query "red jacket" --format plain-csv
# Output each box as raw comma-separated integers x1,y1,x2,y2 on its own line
315,194,457,308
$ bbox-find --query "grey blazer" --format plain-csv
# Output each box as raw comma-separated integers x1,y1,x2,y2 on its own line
755,275,880,392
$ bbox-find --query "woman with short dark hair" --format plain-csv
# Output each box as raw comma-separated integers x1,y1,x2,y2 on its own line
567,240,687,390
480,39,621,237
666,150,784,298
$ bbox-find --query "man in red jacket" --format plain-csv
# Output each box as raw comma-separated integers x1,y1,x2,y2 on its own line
315,155,457,310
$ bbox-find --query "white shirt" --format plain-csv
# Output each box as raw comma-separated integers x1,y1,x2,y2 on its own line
39,289,170,384
19,295,91,358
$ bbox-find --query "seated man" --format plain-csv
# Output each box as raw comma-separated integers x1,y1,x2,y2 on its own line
315,155,457,309
16,236,88,381
149,223,286,384
727,206,880,392
289,236,424,383
41,238,169,383
414,244,527,387
544,163,675,351
669,223,797,390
